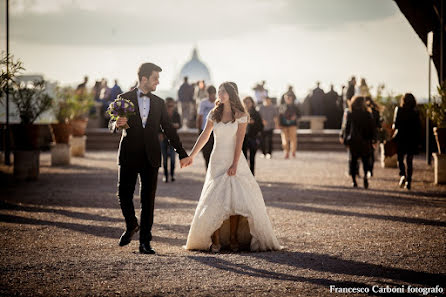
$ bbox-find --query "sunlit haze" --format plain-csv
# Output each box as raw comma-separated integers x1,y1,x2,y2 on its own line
0,0,438,100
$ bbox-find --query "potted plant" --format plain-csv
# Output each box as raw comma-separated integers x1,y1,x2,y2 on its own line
50,86,74,165
10,79,53,180
428,82,446,153
55,87,94,157
70,89,94,137
428,82,446,184
375,85,399,168
70,89,93,156
52,86,74,143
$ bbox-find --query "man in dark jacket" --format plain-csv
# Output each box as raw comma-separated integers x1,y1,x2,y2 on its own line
178,76,195,128
109,63,191,254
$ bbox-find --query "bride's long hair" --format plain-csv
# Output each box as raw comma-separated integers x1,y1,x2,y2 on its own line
210,81,246,123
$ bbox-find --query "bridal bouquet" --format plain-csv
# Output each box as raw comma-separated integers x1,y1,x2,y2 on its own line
106,96,136,129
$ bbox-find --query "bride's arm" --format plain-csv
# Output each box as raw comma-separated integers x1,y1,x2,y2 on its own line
227,114,248,176
189,119,214,159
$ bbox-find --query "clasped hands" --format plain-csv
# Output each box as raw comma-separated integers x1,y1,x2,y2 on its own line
180,156,193,168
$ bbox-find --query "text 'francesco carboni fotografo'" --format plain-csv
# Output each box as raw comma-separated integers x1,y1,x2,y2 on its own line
329,285,444,295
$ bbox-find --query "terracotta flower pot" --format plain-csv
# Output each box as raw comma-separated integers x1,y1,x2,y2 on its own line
71,118,89,137
51,123,72,144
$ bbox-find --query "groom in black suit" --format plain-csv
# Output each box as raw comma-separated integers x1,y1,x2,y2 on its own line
109,63,191,254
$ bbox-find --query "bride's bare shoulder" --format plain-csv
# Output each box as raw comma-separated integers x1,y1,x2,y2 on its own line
207,110,215,121
235,111,249,119
235,111,249,123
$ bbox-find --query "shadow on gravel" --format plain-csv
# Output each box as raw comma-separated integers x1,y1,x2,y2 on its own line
268,202,446,227
318,184,446,199
258,181,446,206
246,251,446,287
188,255,381,295
0,201,121,223
0,212,185,246
40,163,116,172
189,251,445,290
0,212,122,239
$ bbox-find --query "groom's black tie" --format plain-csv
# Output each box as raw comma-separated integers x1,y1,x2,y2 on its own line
140,92,150,97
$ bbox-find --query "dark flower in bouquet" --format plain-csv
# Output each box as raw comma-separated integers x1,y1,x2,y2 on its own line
106,96,136,129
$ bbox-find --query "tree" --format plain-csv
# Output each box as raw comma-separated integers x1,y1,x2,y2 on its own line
0,52,24,101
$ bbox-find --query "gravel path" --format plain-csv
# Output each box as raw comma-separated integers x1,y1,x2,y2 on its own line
0,151,445,296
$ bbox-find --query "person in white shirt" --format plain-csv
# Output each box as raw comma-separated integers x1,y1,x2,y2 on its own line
196,85,217,169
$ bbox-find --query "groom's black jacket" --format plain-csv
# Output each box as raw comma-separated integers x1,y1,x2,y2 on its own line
109,89,188,169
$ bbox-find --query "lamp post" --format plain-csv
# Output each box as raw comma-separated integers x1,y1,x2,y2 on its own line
427,31,433,165
441,0,444,83
4,0,10,165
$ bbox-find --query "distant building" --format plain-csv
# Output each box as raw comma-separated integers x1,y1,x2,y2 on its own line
174,48,212,89
16,74,57,98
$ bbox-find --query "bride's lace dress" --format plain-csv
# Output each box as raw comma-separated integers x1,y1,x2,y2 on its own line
185,114,282,251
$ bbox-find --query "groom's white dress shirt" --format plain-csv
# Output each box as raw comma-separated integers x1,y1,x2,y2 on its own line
137,88,151,128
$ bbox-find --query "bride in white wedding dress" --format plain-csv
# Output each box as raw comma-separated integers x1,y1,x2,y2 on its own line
183,82,282,252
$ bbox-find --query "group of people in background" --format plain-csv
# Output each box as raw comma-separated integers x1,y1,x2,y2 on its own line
299,76,374,130
340,91,421,190
76,74,422,190
177,77,209,129
76,76,124,128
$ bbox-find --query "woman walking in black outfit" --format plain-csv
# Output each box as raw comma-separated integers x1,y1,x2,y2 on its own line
392,93,421,190
160,97,182,182
340,96,376,188
242,96,264,175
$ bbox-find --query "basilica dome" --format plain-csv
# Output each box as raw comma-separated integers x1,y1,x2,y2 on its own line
175,48,212,88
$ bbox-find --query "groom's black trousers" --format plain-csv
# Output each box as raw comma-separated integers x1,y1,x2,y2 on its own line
118,158,159,244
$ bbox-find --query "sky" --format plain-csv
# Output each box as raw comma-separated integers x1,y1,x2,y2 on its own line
0,0,439,101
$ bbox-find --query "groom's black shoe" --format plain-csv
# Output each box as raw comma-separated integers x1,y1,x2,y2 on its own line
119,224,140,247
139,242,156,254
